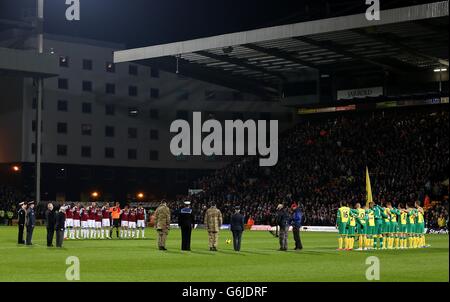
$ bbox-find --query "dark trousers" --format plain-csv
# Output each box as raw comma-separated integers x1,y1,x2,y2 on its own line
47,227,55,247
293,226,303,249
18,224,25,244
26,226,34,245
232,230,243,251
279,226,288,250
111,219,120,238
181,227,192,250
56,230,64,248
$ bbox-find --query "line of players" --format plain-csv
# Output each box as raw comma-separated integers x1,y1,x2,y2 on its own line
63,202,147,240
337,200,429,251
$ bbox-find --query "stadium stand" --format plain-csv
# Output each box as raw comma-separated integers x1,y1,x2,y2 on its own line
167,107,449,227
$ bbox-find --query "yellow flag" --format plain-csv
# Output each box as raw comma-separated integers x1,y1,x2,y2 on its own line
366,167,373,207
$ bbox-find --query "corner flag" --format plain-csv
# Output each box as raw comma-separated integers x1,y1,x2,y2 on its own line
366,166,373,207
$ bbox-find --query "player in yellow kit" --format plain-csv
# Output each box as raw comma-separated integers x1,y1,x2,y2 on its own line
347,208,358,251
355,203,367,250
398,204,409,249
415,201,429,248
386,202,401,249
336,201,350,251
365,204,376,250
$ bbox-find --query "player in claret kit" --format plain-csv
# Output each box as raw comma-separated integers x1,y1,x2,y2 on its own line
95,206,103,239
136,205,146,239
88,205,97,239
80,206,89,239
121,206,129,239
72,203,81,239
128,207,138,239
101,203,111,239
65,204,74,239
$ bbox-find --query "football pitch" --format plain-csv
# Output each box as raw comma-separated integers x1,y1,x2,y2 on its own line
0,227,448,282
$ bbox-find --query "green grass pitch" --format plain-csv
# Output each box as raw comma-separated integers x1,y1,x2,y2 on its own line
0,226,448,282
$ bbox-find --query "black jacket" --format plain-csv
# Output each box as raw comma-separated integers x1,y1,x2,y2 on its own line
276,209,290,228
26,208,36,227
45,210,56,229
230,213,245,231
178,207,194,228
18,208,26,225
55,212,66,231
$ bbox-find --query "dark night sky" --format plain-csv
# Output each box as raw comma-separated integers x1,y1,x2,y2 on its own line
0,0,437,48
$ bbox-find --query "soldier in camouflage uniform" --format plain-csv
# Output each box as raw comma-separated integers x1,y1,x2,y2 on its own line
204,203,223,251
154,201,171,251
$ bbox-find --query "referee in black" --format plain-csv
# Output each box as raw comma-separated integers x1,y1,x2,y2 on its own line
17,202,27,244
178,201,194,251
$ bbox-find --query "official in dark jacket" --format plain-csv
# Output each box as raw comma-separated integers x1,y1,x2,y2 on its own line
290,203,303,250
45,203,56,247
276,204,290,251
17,202,27,244
178,201,194,251
25,201,36,246
55,206,66,248
230,206,245,251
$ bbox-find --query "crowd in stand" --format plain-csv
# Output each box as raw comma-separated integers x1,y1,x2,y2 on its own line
1,109,449,229
425,201,449,230
169,109,449,227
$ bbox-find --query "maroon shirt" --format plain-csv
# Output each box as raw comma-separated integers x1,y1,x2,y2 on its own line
65,208,73,219
73,207,81,220
102,209,110,219
95,210,102,222
128,211,137,222
81,210,89,222
121,210,129,221
137,209,145,220
88,208,96,220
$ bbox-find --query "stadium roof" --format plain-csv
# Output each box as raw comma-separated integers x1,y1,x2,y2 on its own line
114,1,449,98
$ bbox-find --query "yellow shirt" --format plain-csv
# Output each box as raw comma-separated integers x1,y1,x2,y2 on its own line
417,211,424,224
349,215,356,227
383,208,390,223
338,207,350,223
389,209,398,223
408,212,416,224
367,210,375,226
438,217,446,228
357,209,366,224
400,212,407,225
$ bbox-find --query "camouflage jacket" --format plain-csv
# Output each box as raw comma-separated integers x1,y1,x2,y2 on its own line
204,207,223,232
154,204,171,230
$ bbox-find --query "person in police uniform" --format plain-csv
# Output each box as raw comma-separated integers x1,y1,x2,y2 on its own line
25,201,36,246
17,202,27,244
204,202,223,251
178,201,194,251
154,200,171,251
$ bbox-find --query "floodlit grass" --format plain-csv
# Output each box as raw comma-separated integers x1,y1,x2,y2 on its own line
0,226,447,282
